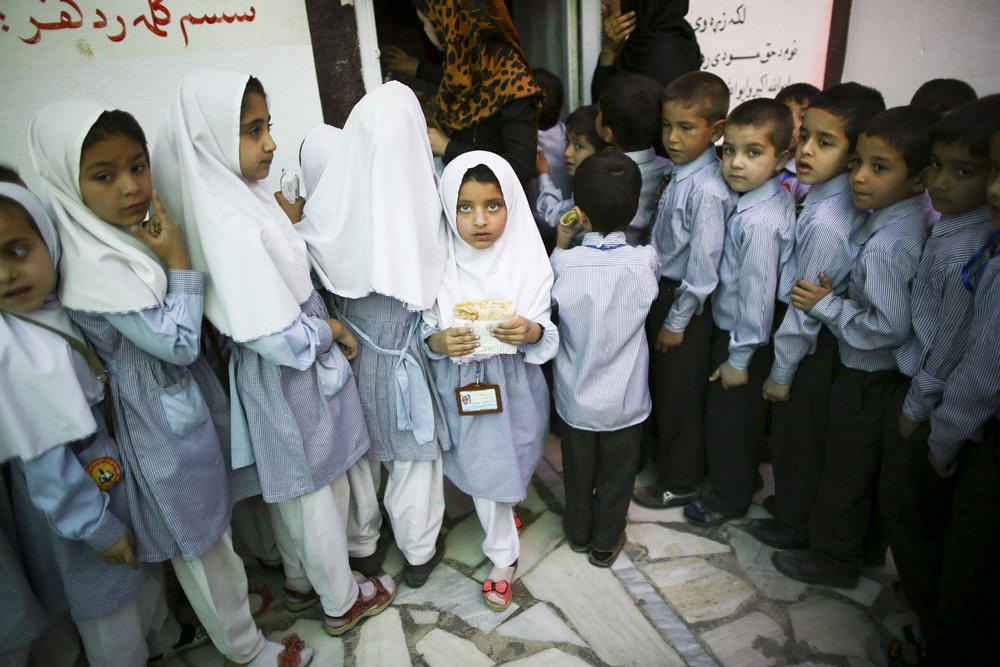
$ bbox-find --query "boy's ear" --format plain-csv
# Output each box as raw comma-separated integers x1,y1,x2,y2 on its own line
573,205,592,230
710,119,726,143
774,148,792,174
600,125,615,145
910,166,930,194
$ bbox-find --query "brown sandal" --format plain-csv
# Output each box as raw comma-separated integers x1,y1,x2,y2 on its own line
323,576,396,636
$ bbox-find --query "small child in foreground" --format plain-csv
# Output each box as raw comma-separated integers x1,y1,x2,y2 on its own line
550,152,659,566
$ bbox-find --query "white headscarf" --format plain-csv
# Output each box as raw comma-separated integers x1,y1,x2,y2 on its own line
425,150,553,330
0,183,101,463
153,69,314,342
28,99,167,313
296,82,448,311
300,123,342,198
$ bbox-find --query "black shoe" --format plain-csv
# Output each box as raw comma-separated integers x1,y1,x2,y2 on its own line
588,533,626,567
772,550,858,588
746,518,809,549
402,535,445,588
567,537,590,553
633,485,699,509
683,498,744,527
349,551,384,578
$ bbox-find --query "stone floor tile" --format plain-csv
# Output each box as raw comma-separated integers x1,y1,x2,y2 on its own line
497,603,586,648
408,609,440,625
627,523,730,559
699,611,785,667
523,544,684,666
500,647,592,666
395,564,519,634
416,628,494,667
517,511,564,577
835,576,882,608
645,557,755,623
181,642,223,666
626,502,686,524
724,526,808,602
790,596,877,659
744,505,771,519
444,478,476,519
356,607,410,667
521,480,549,515
847,657,879,667
382,542,404,577
445,513,488,568
266,618,344,667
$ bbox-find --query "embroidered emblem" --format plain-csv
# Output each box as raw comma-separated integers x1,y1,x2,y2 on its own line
780,181,792,192
85,457,122,491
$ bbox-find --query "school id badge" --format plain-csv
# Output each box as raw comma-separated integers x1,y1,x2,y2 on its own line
455,363,503,415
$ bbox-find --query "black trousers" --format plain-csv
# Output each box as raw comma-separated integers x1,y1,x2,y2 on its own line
770,325,839,532
702,326,773,515
645,278,713,492
925,421,1000,664
560,423,642,551
808,366,905,570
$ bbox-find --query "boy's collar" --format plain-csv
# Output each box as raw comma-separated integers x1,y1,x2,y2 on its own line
783,158,796,174
673,147,717,182
802,172,850,206
931,204,992,238
582,230,627,244
623,147,657,165
736,176,783,213
855,192,935,244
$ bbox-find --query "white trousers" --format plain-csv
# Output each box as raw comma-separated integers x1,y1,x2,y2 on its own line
472,497,519,567
347,458,445,566
230,496,282,566
273,477,360,617
171,532,265,664
76,566,180,667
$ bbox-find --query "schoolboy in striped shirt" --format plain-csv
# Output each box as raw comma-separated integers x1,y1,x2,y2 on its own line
633,71,737,510
550,153,659,567
751,83,885,550
878,95,999,662
774,105,936,587
683,99,795,526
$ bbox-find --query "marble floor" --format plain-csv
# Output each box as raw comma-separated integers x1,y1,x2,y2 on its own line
169,434,910,667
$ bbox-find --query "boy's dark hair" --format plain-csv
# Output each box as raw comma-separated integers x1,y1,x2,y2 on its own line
861,106,941,176
808,82,886,151
662,71,730,123
241,75,268,116
573,153,641,235
565,105,610,153
597,72,664,151
534,67,564,131
910,78,977,116
0,165,26,187
460,163,501,189
775,82,820,105
81,110,149,159
727,99,794,153
929,94,1000,159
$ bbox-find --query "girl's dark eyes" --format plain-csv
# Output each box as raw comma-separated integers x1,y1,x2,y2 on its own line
9,246,29,259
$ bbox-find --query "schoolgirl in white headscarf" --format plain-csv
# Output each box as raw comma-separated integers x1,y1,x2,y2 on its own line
154,69,394,637
27,101,298,667
0,181,165,665
421,150,557,611
295,82,452,587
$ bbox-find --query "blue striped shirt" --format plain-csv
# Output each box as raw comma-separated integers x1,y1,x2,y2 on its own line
550,231,660,431
810,193,932,372
650,147,738,333
624,147,672,245
927,254,1000,464
536,173,574,229
712,176,795,370
770,173,865,384
779,159,810,201
897,207,993,420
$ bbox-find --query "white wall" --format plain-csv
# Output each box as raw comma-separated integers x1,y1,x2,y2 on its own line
841,0,1000,106
0,0,326,193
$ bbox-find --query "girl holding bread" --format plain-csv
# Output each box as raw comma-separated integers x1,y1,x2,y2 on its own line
422,150,557,610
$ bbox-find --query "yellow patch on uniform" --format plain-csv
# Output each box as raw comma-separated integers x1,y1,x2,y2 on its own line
85,456,122,491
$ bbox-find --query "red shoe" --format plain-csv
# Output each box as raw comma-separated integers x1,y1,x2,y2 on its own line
482,561,517,611
514,513,523,533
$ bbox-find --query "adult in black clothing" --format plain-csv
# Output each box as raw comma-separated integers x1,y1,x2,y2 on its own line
382,0,541,186
592,0,701,102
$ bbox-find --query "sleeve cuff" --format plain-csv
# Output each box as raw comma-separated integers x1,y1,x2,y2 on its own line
310,316,334,355
809,292,837,323
663,312,691,334
902,392,933,422
769,365,796,385
167,269,205,295
927,438,959,466
727,346,754,372
84,513,128,553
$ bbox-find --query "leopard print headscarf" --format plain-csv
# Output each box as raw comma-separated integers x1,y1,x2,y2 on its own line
415,0,541,133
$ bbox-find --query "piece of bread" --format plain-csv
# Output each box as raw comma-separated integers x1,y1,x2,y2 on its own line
453,299,516,321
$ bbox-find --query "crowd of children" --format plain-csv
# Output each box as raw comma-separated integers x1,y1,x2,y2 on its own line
1,64,997,667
